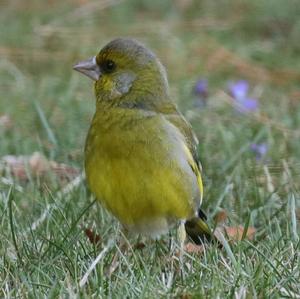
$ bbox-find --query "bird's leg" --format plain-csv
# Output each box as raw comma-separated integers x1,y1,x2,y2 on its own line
177,221,187,252
177,221,186,262
177,221,186,279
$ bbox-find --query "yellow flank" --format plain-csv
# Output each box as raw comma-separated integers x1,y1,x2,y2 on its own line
73,38,211,239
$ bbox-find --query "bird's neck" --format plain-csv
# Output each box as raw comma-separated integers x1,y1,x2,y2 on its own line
95,78,170,111
92,100,156,134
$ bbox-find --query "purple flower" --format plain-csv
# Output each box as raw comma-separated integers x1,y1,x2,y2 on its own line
250,143,268,161
194,79,208,108
194,79,208,98
241,98,258,112
229,80,258,113
229,80,249,100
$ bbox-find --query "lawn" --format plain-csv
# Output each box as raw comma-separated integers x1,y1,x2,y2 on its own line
0,0,300,298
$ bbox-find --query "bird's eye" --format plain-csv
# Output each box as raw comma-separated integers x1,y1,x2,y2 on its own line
101,60,116,73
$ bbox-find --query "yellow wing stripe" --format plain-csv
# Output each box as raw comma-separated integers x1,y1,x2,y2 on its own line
182,142,203,201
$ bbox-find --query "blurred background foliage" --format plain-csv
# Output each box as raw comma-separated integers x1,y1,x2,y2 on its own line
1,0,300,182
1,0,300,216
0,1,300,297
1,0,300,221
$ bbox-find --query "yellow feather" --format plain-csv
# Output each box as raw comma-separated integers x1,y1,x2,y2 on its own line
181,142,203,204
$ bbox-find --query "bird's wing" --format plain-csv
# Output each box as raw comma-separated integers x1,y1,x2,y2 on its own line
160,103,219,244
159,103,221,245
160,102,203,201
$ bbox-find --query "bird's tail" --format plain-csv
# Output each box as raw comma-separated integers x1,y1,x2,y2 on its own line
185,209,218,245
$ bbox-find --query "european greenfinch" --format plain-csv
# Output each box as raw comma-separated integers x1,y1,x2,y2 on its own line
74,38,213,244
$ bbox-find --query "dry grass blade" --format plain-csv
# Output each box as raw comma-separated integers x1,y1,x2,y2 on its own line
1,152,80,181
79,238,115,287
183,242,205,254
1,177,23,193
29,173,84,232
224,226,256,241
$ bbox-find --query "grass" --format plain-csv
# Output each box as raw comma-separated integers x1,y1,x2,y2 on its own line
0,0,300,298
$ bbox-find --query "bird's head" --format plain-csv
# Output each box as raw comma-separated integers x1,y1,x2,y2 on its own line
73,38,169,107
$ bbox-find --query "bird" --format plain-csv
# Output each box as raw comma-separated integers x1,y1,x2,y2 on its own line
73,38,214,245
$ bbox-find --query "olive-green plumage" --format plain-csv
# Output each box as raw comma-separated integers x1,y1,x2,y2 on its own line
74,38,212,241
